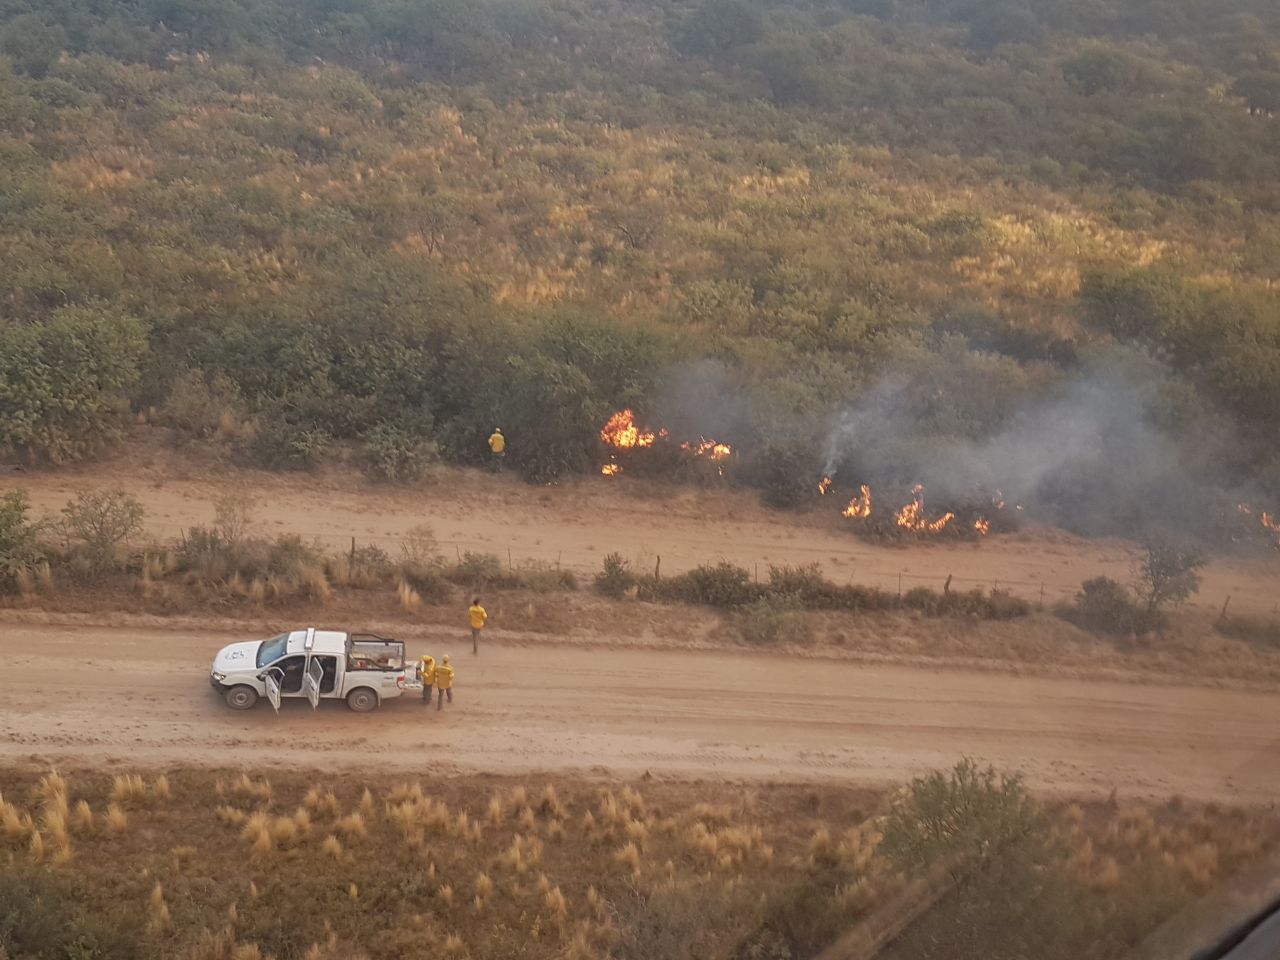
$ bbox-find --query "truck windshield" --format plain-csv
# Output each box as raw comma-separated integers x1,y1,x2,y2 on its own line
255,633,289,667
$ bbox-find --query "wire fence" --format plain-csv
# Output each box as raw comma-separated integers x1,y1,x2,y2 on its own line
147,519,1087,607
143,520,1276,615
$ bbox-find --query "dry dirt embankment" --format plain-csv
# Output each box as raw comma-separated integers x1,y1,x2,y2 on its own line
3,622,1279,804
12,447,1280,616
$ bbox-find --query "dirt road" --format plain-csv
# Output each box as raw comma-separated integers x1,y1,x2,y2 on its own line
14,450,1280,614
4,622,1277,803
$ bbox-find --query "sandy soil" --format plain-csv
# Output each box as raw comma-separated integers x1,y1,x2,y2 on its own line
4,621,1278,804
11,444,1280,615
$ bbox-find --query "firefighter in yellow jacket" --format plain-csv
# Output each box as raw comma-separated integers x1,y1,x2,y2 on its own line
434,655,455,710
469,597,487,655
488,427,505,471
417,654,435,704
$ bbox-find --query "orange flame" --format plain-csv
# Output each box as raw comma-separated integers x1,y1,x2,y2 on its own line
842,484,873,519
601,463,621,477
973,518,991,536
895,484,954,533
1239,503,1280,540
818,476,833,496
681,438,732,460
600,409,661,449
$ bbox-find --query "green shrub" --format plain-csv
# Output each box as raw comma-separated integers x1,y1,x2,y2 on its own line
0,304,146,463
1215,615,1280,649
880,759,1042,871
979,588,1033,620
401,562,454,603
1063,576,1157,635
350,544,392,575
266,534,324,576
767,563,826,598
176,525,236,580
448,551,504,586
0,489,41,591
1134,540,1206,614
60,489,145,571
656,561,760,608
361,422,437,483
246,417,332,470
595,552,637,598
514,560,578,592
0,868,143,960
737,595,813,645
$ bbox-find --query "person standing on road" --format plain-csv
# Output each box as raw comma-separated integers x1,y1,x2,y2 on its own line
469,597,487,655
488,427,505,471
418,653,436,705
435,655,455,710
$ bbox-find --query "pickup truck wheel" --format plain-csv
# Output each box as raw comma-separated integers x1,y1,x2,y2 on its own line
346,688,378,713
225,685,259,710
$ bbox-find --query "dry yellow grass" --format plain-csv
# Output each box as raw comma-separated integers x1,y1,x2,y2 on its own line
303,786,340,818
229,775,272,803
336,811,368,840
105,803,128,833
614,841,641,877
154,774,173,801
1,800,32,842
148,882,172,934
322,834,344,860
2,766,1273,960
72,799,95,833
398,580,422,614
37,771,68,804
251,825,274,858
271,815,301,847
112,773,148,805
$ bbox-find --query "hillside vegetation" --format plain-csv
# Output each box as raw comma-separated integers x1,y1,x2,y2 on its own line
1,0,1278,523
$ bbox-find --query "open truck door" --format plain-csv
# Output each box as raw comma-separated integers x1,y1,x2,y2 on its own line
303,656,323,709
263,668,282,712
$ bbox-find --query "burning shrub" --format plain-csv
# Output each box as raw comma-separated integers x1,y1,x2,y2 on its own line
1061,577,1158,636
737,595,814,645
594,553,637,599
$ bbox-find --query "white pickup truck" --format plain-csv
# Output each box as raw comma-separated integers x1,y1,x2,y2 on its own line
209,627,413,712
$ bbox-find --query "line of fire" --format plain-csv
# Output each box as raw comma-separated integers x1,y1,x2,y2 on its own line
598,409,1280,548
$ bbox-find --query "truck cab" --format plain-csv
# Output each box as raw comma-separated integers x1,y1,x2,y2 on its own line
210,627,408,712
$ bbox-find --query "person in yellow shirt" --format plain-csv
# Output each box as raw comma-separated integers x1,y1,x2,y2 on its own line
417,654,435,704
488,427,505,471
434,654,455,710
469,598,487,655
